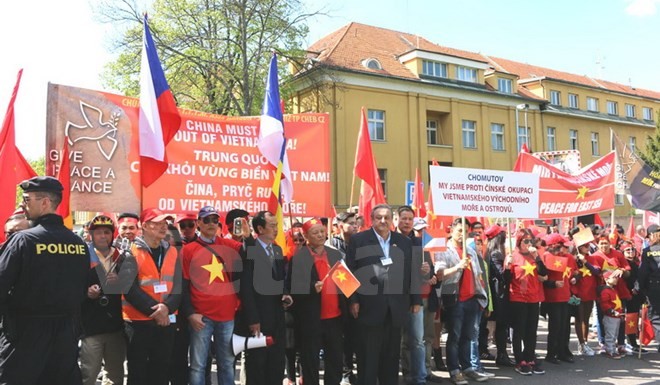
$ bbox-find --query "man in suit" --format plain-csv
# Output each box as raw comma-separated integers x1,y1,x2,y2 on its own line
238,211,293,385
346,204,422,385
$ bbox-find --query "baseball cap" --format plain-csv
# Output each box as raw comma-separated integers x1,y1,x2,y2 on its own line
484,224,503,239
198,206,220,219
544,233,567,246
176,213,198,223
140,208,174,223
413,217,428,231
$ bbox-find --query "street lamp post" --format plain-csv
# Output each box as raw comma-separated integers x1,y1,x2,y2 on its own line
516,103,529,151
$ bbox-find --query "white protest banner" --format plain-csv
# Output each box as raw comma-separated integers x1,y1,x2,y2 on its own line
430,166,540,218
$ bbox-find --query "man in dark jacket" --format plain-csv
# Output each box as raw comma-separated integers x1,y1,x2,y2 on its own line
0,176,89,385
346,204,422,385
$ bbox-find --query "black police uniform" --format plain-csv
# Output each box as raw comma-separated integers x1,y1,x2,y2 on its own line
638,243,660,345
0,210,89,385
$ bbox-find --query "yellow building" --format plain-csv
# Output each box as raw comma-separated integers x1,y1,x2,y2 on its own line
288,22,660,218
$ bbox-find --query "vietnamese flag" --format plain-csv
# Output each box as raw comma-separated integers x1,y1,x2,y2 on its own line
55,138,73,229
545,254,568,272
328,260,360,298
354,107,386,228
625,313,639,335
412,168,426,218
641,304,655,346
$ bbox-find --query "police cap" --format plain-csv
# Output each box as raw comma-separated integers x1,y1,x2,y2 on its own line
20,176,63,193
648,224,660,235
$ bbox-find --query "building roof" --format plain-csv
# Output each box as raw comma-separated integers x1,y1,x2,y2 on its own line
306,22,660,102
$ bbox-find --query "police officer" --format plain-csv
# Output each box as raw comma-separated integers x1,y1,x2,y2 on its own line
638,224,660,351
0,176,89,384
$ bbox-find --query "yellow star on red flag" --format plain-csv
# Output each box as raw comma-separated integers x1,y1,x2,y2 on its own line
579,266,591,277
576,186,589,199
201,256,225,284
335,270,347,282
521,261,536,277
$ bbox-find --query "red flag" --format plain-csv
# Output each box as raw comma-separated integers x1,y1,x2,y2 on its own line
641,304,655,345
544,254,568,272
626,216,635,241
520,143,530,153
354,107,385,227
412,168,426,218
594,213,604,227
625,312,639,335
139,15,182,187
0,69,36,243
55,138,72,228
328,260,360,298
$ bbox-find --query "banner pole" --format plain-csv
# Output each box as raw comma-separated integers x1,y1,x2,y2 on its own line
462,216,467,260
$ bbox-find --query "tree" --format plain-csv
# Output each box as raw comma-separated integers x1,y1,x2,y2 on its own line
14,157,45,207
640,115,660,171
96,0,324,116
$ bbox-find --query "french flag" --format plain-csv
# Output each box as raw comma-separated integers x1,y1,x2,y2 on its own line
139,14,181,187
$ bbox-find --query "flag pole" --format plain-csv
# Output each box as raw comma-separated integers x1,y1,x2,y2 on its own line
639,305,645,359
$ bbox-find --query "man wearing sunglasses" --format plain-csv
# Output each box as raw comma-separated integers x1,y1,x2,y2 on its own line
177,213,199,245
181,206,250,385
0,176,89,384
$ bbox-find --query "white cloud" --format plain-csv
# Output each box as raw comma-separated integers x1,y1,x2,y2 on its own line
625,0,660,17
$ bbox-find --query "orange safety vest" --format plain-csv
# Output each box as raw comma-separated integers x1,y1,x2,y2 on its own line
122,243,178,321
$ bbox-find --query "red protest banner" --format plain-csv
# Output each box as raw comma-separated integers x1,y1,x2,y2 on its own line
513,151,615,219
45,84,331,217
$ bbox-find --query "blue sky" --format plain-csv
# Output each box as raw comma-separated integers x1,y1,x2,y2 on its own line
1,0,659,160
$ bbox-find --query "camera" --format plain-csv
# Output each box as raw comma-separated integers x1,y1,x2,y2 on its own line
98,294,109,307
233,217,243,236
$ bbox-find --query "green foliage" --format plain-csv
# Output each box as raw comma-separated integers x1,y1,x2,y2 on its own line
640,113,660,171
14,157,46,207
96,0,315,116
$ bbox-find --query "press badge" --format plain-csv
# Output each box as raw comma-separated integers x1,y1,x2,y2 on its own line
381,257,393,266
153,282,168,294
169,314,176,323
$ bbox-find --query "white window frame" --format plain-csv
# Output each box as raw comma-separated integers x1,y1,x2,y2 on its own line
367,109,385,141
550,90,561,106
491,123,505,151
568,93,579,109
607,101,618,115
378,168,387,197
629,136,637,153
498,78,512,93
587,97,599,112
462,120,477,149
457,66,477,83
591,132,599,156
626,104,636,118
643,107,653,120
569,129,578,150
427,119,438,145
547,127,556,151
422,60,447,78
516,126,531,152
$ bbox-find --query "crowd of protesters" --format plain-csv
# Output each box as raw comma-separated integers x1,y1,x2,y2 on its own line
2,177,660,385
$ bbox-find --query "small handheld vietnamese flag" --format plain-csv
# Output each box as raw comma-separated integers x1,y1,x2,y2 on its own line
625,313,639,335
641,304,655,346
545,254,568,272
328,260,360,298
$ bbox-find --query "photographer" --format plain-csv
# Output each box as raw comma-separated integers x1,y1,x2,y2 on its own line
80,215,134,385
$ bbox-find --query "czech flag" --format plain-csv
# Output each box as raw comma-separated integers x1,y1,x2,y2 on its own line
139,14,181,187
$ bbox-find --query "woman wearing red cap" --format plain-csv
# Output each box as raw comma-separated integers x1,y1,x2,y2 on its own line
541,233,577,365
504,229,548,375
570,236,603,357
